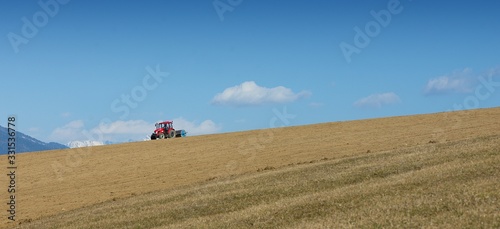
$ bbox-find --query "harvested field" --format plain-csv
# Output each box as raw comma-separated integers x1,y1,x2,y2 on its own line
2,107,500,228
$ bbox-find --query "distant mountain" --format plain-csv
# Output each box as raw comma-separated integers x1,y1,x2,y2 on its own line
0,125,68,154
67,140,105,148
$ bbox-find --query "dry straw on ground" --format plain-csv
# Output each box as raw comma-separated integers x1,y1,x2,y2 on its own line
2,107,499,228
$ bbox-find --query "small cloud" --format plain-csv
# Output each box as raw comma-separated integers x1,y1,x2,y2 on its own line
93,120,151,135
234,119,246,123
61,112,71,118
48,120,86,142
309,102,324,108
172,118,221,135
486,68,500,87
211,81,310,107
354,92,401,108
424,68,475,95
485,66,500,80
28,127,40,133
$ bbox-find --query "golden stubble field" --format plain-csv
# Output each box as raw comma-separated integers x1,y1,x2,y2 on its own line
1,107,499,228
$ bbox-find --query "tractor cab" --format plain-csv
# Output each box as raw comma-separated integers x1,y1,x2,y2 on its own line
151,121,175,140
155,122,173,131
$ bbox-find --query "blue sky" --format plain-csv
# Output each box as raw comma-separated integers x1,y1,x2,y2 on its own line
1,0,500,144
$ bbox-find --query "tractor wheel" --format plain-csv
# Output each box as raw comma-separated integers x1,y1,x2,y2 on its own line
169,130,176,138
159,133,165,139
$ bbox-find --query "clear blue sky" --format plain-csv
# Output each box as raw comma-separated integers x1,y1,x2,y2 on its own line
1,0,500,144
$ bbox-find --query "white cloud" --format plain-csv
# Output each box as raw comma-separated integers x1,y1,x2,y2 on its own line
172,118,221,135
28,127,40,133
48,120,86,142
309,102,324,108
49,118,221,144
61,112,71,118
485,66,500,80
91,118,220,141
354,92,401,108
93,120,151,135
211,81,310,106
234,119,246,123
424,68,475,95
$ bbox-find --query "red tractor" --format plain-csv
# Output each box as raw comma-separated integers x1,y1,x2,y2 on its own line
150,121,186,140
